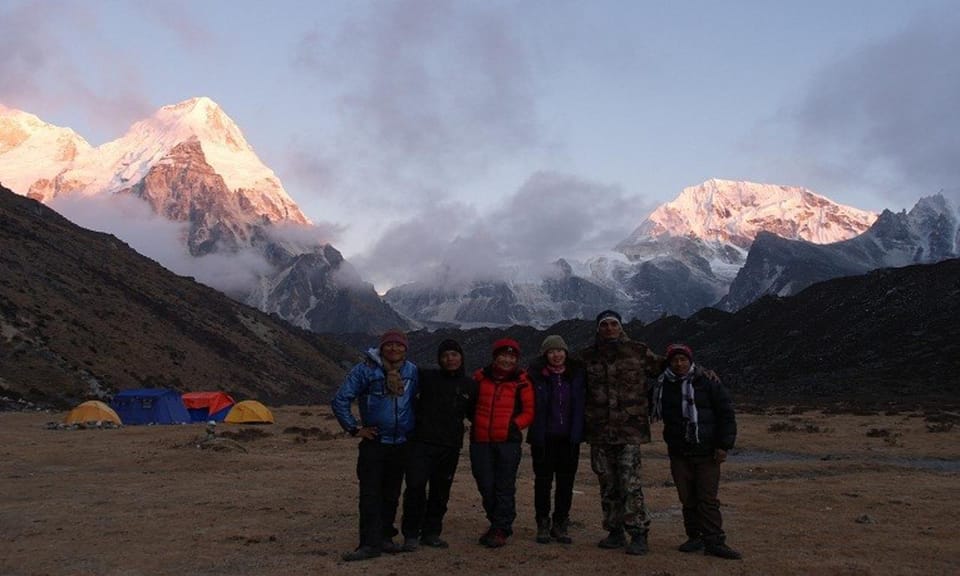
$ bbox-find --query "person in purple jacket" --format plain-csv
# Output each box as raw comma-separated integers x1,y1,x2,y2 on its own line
526,334,586,544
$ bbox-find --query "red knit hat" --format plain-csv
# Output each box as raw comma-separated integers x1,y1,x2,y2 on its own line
379,329,408,349
665,343,693,362
491,338,521,357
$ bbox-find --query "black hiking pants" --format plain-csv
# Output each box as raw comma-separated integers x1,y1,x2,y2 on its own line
470,441,522,533
401,440,461,539
531,437,581,522
357,438,407,548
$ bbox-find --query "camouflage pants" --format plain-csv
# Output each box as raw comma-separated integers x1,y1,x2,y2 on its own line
590,443,650,536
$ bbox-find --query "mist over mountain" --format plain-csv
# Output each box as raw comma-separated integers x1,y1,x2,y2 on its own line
0,184,357,409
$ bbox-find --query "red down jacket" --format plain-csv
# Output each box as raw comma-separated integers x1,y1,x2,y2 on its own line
471,366,535,443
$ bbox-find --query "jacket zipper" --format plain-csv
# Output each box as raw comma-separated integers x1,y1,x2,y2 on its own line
488,381,502,441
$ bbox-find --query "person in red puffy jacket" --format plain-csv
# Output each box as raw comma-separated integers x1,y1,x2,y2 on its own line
469,338,535,548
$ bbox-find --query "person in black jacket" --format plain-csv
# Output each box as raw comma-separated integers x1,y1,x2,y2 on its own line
527,334,586,544
400,339,478,551
651,343,742,560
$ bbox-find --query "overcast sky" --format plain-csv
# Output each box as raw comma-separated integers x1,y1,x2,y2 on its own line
2,0,958,290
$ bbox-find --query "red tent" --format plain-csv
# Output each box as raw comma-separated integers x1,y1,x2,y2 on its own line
181,392,236,422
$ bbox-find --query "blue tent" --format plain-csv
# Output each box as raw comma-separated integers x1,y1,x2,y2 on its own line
110,389,191,425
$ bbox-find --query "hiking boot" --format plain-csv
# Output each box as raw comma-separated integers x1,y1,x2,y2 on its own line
550,518,572,544
625,533,649,556
420,535,449,548
536,517,552,544
705,543,742,560
478,527,495,546
381,538,401,554
485,528,508,548
401,536,419,552
342,545,381,562
678,537,704,552
597,529,627,549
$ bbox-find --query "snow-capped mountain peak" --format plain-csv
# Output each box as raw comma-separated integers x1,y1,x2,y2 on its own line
622,178,878,250
0,97,308,225
100,97,302,213
0,105,92,195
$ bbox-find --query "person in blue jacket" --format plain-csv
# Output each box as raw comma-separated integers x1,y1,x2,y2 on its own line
332,329,419,562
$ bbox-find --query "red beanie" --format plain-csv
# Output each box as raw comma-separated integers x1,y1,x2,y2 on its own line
379,329,408,349
665,343,693,363
491,338,521,357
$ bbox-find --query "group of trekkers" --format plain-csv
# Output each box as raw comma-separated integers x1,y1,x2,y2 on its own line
330,309,741,563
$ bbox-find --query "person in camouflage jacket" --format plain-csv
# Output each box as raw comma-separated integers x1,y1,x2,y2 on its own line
580,310,665,556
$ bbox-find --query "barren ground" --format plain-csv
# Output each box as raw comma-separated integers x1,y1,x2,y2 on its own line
1,406,958,576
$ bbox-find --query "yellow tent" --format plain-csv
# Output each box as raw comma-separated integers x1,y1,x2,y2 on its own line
64,400,122,425
224,400,274,424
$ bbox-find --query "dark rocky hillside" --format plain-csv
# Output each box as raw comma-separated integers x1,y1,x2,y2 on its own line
4,182,957,413
0,185,359,409
632,259,960,410
388,259,960,411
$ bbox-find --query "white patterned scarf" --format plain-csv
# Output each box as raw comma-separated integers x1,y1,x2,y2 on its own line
652,365,700,444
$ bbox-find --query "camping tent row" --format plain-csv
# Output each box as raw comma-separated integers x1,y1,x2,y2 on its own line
63,392,274,426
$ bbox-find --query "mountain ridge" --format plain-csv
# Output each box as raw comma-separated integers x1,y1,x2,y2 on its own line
0,98,409,334
0,184,357,408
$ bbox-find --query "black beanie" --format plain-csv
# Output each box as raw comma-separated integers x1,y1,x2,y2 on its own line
595,309,623,328
437,339,464,362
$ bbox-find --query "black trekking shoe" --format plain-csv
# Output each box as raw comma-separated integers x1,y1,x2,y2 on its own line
400,536,419,552
342,545,381,562
678,537,705,552
598,529,627,549
536,517,552,544
485,528,509,548
625,533,649,556
381,538,401,554
705,543,742,560
550,518,572,544
420,535,449,548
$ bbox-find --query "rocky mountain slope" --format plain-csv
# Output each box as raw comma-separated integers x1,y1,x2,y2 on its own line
390,258,960,410
0,185,359,409
719,194,959,311
387,179,880,326
0,98,407,334
4,178,956,411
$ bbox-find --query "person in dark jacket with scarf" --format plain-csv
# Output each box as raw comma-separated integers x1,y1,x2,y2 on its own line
400,339,477,551
527,334,586,544
331,329,419,562
470,338,535,548
651,343,741,560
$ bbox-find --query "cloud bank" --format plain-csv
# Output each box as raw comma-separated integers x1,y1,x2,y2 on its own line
784,5,960,209
352,171,651,291
50,194,273,297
